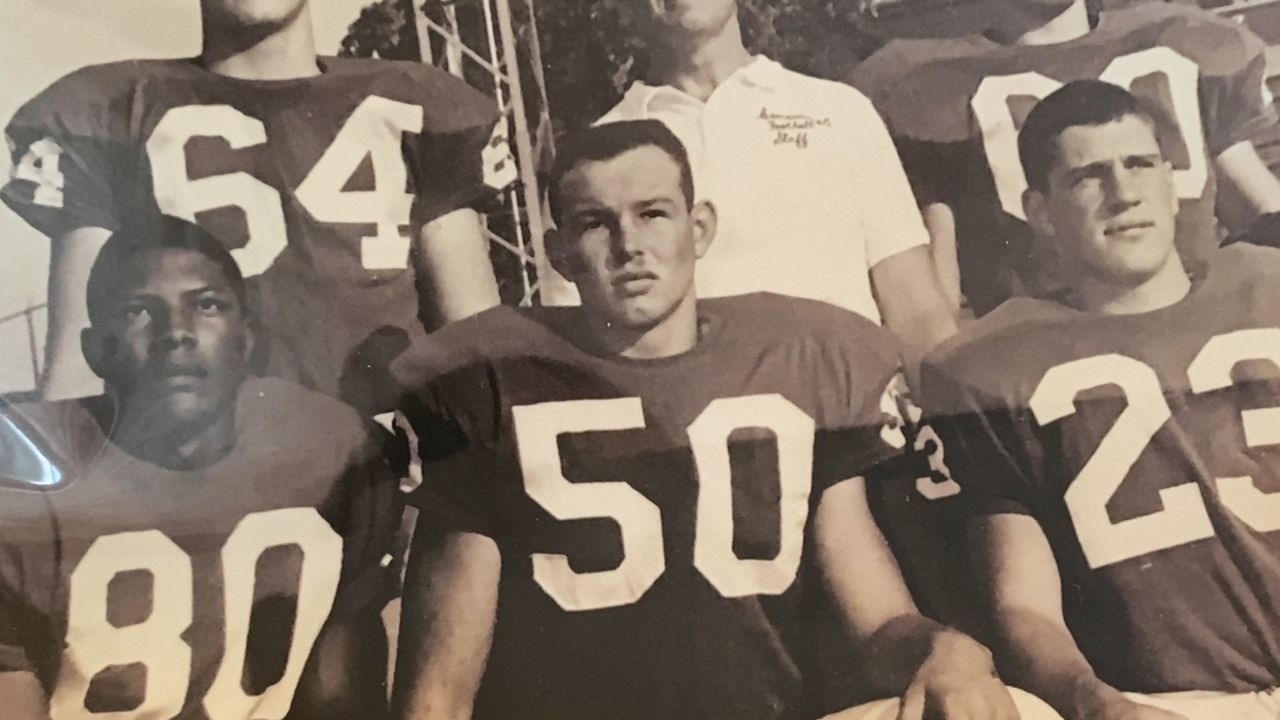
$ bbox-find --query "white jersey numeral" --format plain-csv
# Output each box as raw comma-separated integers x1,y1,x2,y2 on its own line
1032,335,1280,569
294,97,424,270
972,47,1208,220
514,398,664,611
1187,329,1280,533
52,508,344,720
52,531,194,719
147,105,289,277
512,394,817,611
1032,355,1214,569
145,97,429,276
11,136,66,208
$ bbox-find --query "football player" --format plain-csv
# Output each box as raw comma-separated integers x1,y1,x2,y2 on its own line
594,0,956,377
851,0,1280,318
0,217,397,719
3,0,516,404
387,120,1060,720
922,80,1280,720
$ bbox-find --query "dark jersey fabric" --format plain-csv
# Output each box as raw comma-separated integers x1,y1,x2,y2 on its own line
852,3,1275,315
3,57,515,402
0,378,397,719
394,293,906,720
921,244,1280,693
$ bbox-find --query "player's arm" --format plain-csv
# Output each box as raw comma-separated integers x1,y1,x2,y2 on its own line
814,477,1018,719
871,246,959,387
921,202,962,316
43,226,110,400
391,524,500,720
974,514,1187,720
852,98,958,373
412,208,500,330
0,673,47,720
1215,141,1280,232
288,610,388,720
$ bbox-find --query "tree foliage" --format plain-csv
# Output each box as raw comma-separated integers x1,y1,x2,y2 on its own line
339,0,884,134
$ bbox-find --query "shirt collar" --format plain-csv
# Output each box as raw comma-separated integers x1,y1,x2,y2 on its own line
620,55,783,114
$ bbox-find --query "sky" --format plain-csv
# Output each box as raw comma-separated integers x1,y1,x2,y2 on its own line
0,0,374,393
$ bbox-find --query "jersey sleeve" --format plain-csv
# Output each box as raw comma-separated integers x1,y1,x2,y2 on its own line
397,367,507,538
407,68,517,225
844,90,932,267
330,427,402,616
1190,14,1278,156
919,354,1039,518
812,315,911,492
2,67,126,238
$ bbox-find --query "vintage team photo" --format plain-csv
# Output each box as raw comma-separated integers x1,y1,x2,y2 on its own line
1,0,1279,718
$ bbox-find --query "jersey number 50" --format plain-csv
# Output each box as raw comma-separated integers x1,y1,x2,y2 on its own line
1032,329,1280,569
512,394,814,612
50,508,342,720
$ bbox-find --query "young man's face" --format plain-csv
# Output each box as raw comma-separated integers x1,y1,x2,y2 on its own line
636,0,738,37
552,145,714,338
201,0,309,32
1026,115,1181,289
86,247,253,428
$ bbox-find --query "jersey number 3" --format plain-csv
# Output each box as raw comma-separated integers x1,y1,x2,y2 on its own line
50,508,343,720
1032,329,1280,569
512,394,814,612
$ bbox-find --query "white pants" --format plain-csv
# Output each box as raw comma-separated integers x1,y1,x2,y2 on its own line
822,688,1063,719
1124,688,1280,720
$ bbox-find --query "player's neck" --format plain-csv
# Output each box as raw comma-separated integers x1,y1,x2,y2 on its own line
584,299,699,360
992,0,1090,46
650,16,753,102
110,401,238,471
200,7,320,81
1077,260,1192,316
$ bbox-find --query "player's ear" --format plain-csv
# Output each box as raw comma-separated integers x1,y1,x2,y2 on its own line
1023,187,1054,242
690,200,717,259
80,326,112,382
546,227,581,281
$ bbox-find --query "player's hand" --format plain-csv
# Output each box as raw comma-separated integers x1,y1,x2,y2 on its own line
897,632,1019,720
1091,698,1189,720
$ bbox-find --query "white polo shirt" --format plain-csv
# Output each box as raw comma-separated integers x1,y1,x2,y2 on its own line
597,56,930,325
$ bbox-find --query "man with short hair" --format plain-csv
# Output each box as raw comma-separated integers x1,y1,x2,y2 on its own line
388,120,1060,720
593,0,956,372
923,80,1280,720
3,0,516,405
852,0,1280,317
0,217,397,719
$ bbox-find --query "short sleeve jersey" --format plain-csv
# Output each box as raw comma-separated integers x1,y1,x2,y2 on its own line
594,57,931,324
0,378,398,719
920,244,1280,693
395,294,906,720
852,3,1276,316
2,57,517,401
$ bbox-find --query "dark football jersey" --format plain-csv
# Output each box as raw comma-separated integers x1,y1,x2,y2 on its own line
920,244,1280,694
393,293,906,720
2,57,517,401
851,3,1276,316
0,378,397,719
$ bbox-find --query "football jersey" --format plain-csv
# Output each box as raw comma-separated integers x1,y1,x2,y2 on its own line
0,377,397,719
920,243,1280,694
394,293,907,720
851,3,1276,316
2,57,517,401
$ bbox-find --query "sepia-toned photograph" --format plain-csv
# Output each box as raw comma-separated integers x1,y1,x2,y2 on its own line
2,0,1279,718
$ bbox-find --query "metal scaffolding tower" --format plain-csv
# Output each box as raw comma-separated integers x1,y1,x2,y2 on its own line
412,0,573,306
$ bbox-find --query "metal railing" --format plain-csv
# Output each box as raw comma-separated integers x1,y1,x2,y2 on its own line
0,302,45,396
